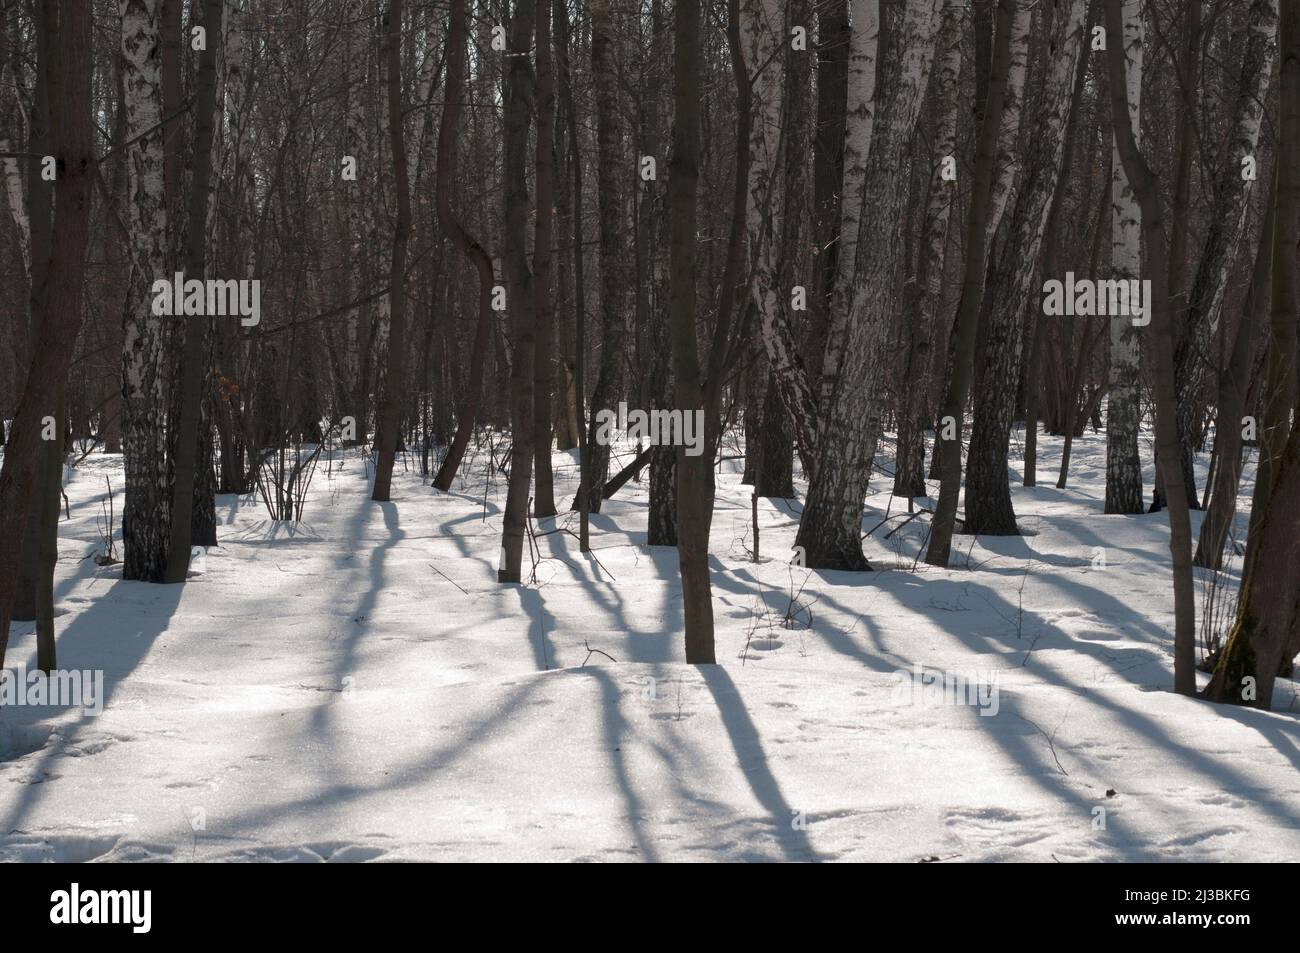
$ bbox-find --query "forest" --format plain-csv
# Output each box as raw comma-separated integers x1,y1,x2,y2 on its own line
0,0,1297,863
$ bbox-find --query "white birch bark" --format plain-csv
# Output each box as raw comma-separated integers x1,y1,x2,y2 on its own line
0,8,29,273
816,0,879,414
745,0,821,466
916,0,963,389
0,147,29,274
1105,0,1144,514
1174,0,1277,450
985,0,1033,243
964,0,1087,534
797,0,942,568
120,0,172,580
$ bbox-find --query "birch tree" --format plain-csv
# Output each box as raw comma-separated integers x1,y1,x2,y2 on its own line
498,0,537,583
964,0,1087,537
924,0,1017,567
1171,0,1278,509
1205,0,1299,707
796,0,941,570
1104,0,1197,696
895,0,962,499
120,0,172,582
1104,0,1144,515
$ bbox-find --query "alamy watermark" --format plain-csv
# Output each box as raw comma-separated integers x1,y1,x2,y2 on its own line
0,666,104,716
593,401,705,457
50,883,151,933
890,664,1000,716
151,272,261,327
1042,271,1151,326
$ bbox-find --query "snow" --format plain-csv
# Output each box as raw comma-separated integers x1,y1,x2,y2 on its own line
1,429,1298,862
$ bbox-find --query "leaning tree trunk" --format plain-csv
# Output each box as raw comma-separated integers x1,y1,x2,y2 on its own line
1195,193,1274,569
982,0,1032,246
1170,0,1277,512
963,0,1087,537
1205,0,1300,706
1103,0,1145,515
1025,0,1094,489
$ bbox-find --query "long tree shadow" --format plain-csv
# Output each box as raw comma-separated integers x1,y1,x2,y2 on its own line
0,579,184,835
584,667,660,861
699,665,821,861
695,556,1300,850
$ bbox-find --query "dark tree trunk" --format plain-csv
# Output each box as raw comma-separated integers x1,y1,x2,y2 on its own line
670,0,714,662
1196,193,1274,569
532,0,558,519
432,0,496,493
584,0,631,514
164,0,220,581
0,0,94,667
13,3,53,623
925,0,1016,566
499,0,538,583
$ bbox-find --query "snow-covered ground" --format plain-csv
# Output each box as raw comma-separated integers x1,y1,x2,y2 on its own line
2,428,1297,862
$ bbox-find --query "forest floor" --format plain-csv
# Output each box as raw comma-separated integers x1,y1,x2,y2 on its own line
1,427,1298,862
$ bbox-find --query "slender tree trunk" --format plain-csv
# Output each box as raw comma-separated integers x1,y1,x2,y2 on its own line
924,0,1015,566
741,0,790,492
1026,0,1095,488
584,0,631,513
1204,0,1300,703
13,4,53,623
1104,0,1197,696
1204,20,1300,699
982,0,1032,245
644,0,677,544
807,0,849,394
895,0,961,501
0,0,94,667
533,0,558,519
1196,193,1274,569
499,0,538,583
670,0,714,662
1103,0,1144,515
1169,0,1277,511
432,0,496,493
164,0,220,581
964,0,1087,536
371,0,412,503
552,0,581,454
121,0,172,583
